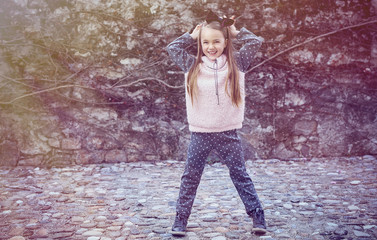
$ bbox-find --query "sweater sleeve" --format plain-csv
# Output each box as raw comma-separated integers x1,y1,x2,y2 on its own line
166,33,196,73
235,27,263,73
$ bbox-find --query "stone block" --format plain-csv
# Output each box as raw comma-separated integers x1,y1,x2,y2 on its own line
83,107,118,122
105,150,127,163
285,92,307,106
317,120,347,155
294,120,317,136
127,154,139,162
62,138,81,150
289,49,314,65
85,136,104,150
48,138,60,148
20,137,51,155
274,142,298,159
327,53,351,66
75,150,92,165
18,156,44,166
0,140,19,166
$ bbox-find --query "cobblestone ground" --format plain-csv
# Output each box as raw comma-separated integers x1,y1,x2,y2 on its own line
0,155,376,240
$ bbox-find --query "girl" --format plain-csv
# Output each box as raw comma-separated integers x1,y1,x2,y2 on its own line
166,10,266,236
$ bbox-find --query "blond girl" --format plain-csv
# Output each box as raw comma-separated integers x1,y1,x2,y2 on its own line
167,10,266,236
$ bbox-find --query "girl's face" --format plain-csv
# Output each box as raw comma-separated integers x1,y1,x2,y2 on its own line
200,27,227,61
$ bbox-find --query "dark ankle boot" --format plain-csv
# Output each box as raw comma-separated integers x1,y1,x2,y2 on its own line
170,214,188,236
250,208,267,235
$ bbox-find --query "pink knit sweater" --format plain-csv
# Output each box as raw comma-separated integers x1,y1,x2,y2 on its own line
185,55,245,132
167,27,263,133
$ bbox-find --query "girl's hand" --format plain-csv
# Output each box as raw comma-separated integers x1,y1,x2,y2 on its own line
190,24,202,40
228,15,240,38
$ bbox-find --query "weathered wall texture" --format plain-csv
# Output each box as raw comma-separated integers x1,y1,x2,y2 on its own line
0,0,376,166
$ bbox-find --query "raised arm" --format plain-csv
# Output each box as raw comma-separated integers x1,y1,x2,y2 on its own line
234,27,263,73
166,32,197,73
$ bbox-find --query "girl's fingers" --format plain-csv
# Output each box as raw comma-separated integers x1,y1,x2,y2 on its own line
224,15,236,19
225,15,236,26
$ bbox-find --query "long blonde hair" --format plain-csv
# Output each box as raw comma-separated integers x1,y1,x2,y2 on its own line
187,21,241,107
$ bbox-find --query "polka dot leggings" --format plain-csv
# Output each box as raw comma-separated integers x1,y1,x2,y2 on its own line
175,129,262,219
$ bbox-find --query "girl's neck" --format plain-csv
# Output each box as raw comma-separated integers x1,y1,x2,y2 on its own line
202,54,224,61
202,54,227,69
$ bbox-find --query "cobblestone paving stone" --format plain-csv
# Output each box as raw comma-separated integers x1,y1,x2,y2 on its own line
0,155,376,240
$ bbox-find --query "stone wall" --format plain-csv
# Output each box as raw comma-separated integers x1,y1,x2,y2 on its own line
0,0,376,166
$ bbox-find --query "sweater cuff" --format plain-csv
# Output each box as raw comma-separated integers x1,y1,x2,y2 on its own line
182,32,196,44
237,27,264,42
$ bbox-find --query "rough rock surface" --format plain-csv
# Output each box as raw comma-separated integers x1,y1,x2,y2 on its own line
0,0,376,166
0,156,376,239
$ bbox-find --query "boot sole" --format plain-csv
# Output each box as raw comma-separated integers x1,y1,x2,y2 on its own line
252,227,267,235
170,230,186,236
